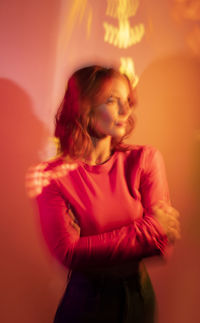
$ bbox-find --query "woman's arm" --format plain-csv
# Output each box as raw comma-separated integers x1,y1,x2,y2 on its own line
36,147,173,270
139,146,180,246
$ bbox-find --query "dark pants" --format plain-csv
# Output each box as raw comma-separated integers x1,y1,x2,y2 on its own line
54,263,157,323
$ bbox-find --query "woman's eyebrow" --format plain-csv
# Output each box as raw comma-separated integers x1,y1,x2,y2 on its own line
110,91,120,96
108,93,130,101
108,94,118,98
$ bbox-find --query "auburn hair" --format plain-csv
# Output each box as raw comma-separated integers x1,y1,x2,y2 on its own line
55,65,137,159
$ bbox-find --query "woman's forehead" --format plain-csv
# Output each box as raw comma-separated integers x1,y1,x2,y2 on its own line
96,76,129,99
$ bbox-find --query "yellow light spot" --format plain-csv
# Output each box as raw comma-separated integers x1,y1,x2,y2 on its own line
68,0,87,26
106,0,139,19
103,21,144,48
25,162,78,198
63,0,93,42
103,0,145,49
119,57,139,87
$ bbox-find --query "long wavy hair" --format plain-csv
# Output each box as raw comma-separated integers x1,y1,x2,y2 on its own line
55,65,137,159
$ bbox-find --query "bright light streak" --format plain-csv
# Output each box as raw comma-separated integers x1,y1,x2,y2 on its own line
103,0,143,83
103,21,145,48
106,0,139,19
64,0,92,41
119,57,138,87
87,8,93,38
103,1,145,48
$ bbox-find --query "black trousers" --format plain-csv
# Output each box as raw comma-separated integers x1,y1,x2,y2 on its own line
54,263,157,323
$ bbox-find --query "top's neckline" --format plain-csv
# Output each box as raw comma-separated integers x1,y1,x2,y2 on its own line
79,150,119,173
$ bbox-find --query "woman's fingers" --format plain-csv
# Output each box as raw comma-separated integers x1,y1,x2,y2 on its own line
167,227,181,243
168,218,181,235
154,201,180,218
152,201,181,242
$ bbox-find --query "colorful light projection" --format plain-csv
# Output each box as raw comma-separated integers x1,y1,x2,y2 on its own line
103,0,144,85
26,162,78,198
63,0,144,85
64,0,92,40
103,0,144,48
119,57,138,86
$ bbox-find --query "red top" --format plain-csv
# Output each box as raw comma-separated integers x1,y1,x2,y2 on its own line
34,145,170,270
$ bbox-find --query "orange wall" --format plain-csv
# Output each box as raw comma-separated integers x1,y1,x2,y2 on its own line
0,0,199,322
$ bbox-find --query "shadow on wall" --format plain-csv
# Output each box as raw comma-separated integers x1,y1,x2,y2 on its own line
129,54,200,323
0,79,65,323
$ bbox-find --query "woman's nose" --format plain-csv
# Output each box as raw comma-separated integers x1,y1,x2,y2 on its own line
118,101,130,116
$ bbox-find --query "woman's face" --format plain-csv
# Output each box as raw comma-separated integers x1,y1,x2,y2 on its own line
90,76,133,139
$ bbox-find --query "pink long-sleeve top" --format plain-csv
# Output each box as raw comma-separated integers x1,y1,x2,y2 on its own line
35,145,170,271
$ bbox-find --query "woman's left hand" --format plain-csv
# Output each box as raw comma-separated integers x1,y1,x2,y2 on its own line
151,200,181,243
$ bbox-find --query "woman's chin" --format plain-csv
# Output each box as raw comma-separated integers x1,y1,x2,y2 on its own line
111,127,126,138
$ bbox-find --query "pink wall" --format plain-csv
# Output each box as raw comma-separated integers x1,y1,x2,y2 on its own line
0,1,66,322
0,0,199,322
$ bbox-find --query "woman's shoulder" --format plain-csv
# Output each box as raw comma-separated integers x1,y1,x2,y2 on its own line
26,156,78,198
119,143,158,157
117,144,161,168
32,155,78,171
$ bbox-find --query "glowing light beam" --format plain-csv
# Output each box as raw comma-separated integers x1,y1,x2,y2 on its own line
119,57,138,87
103,21,145,48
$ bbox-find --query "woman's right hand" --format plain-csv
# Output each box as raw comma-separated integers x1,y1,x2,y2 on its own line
151,200,181,243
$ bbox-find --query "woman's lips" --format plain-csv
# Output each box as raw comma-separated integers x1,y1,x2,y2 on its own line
115,121,127,127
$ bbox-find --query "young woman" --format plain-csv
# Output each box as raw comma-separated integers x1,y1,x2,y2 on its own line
35,65,180,323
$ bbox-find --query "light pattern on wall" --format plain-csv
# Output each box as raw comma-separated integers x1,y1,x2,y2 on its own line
103,0,144,48
65,0,92,40
103,20,144,48
119,57,138,86
103,0,144,85
63,0,144,85
105,0,139,18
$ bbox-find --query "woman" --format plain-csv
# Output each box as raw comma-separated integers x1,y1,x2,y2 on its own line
35,65,180,323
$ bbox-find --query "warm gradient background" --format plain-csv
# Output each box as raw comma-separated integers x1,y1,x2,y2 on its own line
0,0,200,322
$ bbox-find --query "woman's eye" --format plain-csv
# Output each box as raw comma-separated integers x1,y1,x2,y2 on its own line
106,97,117,104
128,97,134,108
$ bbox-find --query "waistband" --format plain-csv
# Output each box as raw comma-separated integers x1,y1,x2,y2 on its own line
69,260,142,282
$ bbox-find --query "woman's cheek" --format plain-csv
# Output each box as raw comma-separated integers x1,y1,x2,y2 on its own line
101,108,116,124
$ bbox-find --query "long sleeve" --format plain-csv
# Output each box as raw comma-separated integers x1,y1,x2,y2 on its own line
139,146,171,211
36,155,169,270
139,145,173,258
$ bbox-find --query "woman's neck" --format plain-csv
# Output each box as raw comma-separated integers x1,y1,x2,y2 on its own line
84,136,112,165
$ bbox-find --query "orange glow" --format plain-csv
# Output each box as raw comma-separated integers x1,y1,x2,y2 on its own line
172,0,200,55
187,24,200,55
172,0,200,21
